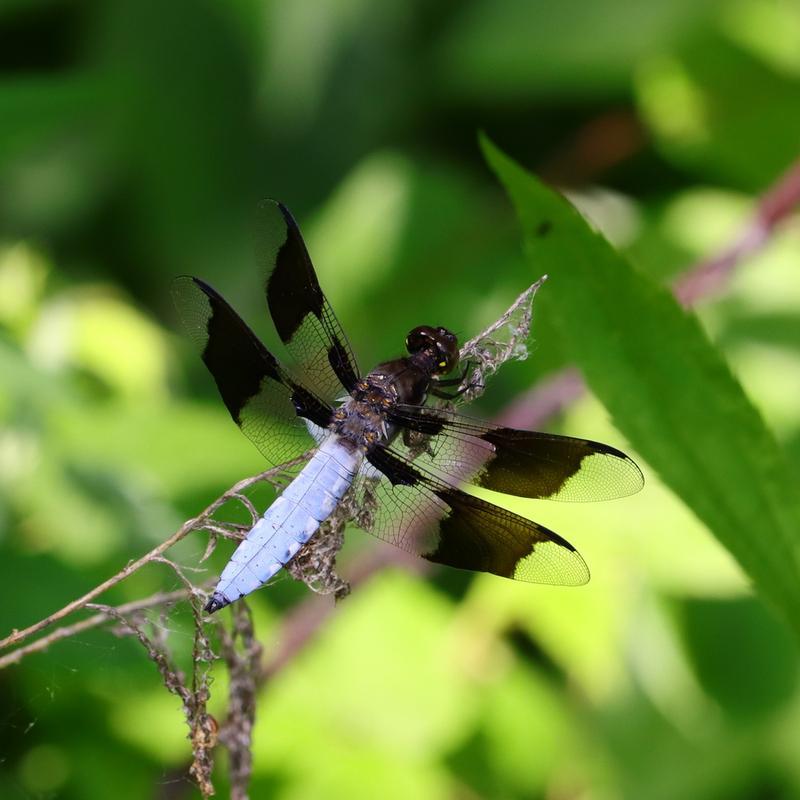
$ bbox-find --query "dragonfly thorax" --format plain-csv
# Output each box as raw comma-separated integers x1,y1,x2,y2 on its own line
331,394,396,452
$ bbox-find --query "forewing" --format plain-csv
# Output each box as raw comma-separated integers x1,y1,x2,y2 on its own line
353,445,589,586
172,275,332,466
258,199,360,400
388,405,644,502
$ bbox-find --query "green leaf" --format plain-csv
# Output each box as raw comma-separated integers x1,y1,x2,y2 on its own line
679,596,799,720
481,134,800,633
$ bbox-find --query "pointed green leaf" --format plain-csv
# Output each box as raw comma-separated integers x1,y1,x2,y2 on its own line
481,134,800,632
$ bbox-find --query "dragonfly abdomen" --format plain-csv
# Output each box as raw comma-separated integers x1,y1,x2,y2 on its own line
204,436,360,612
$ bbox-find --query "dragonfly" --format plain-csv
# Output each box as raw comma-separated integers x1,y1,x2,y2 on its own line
173,200,644,613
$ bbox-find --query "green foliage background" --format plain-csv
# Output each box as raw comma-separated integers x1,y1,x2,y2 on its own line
2,1,800,798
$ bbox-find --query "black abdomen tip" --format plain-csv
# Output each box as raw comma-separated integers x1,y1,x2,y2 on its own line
204,592,229,614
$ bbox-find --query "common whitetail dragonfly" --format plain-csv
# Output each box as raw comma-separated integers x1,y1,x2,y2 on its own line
173,201,643,613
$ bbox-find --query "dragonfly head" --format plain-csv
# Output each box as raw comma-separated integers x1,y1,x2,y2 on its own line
405,325,459,376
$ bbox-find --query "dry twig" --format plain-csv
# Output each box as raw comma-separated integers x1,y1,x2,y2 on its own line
0,589,193,669
216,602,262,800
90,599,218,798
0,455,310,655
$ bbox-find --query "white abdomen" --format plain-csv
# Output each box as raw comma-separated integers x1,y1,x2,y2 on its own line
208,435,360,609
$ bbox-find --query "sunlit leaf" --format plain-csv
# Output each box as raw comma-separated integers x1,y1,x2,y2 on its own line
635,36,800,187
254,573,477,767
483,135,800,634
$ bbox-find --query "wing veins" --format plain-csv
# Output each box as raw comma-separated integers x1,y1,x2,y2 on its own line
388,404,644,502
361,444,589,586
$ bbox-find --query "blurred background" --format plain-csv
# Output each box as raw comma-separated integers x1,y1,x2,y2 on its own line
2,0,800,798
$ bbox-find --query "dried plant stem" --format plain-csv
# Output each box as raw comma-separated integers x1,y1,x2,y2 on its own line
93,600,218,798
0,455,310,657
217,602,262,800
0,588,194,669
0,527,190,652
674,156,800,305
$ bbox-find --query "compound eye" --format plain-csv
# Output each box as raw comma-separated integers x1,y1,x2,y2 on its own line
436,335,459,374
406,325,434,353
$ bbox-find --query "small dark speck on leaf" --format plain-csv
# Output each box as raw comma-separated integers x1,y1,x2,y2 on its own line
535,220,553,237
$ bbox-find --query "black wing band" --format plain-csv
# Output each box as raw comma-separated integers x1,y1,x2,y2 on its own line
388,405,644,502
172,276,332,466
359,445,589,586
258,200,360,398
